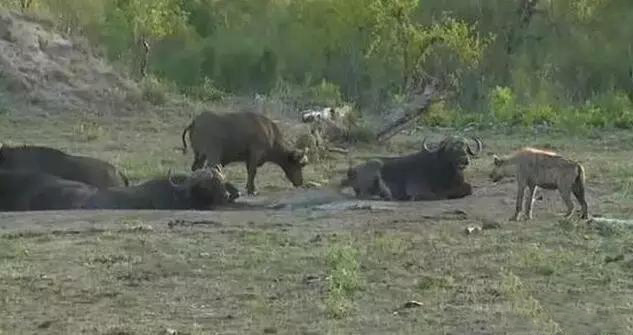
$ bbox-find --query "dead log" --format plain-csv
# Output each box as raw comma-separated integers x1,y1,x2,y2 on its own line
139,38,150,78
590,217,633,227
327,147,349,154
376,82,439,143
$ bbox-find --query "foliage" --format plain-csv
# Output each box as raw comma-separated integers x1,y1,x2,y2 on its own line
4,0,633,131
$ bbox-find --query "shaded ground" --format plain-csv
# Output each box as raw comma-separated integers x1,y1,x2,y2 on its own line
2,110,633,335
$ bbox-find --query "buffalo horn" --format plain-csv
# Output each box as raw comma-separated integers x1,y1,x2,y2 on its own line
422,137,438,153
167,169,182,188
467,136,483,156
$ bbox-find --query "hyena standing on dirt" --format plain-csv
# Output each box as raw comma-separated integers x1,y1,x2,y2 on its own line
489,147,589,221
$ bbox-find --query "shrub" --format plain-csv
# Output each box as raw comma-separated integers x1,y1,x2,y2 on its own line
489,86,518,124
140,76,171,106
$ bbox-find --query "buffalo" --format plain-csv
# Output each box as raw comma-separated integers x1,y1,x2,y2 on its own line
84,166,238,210
0,144,128,188
342,136,482,201
181,111,309,195
0,170,97,211
0,166,237,211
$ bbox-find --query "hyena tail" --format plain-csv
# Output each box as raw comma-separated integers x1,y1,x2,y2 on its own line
573,164,589,218
575,164,586,190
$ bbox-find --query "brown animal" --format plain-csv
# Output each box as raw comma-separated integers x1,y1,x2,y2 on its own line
490,147,588,220
181,111,309,195
351,136,482,201
0,144,128,188
340,159,393,200
0,166,236,211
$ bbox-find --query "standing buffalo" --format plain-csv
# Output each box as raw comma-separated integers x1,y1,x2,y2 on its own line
0,144,128,188
181,111,309,195
341,136,482,201
0,166,236,211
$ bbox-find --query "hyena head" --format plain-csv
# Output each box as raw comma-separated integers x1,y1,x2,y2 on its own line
489,155,514,182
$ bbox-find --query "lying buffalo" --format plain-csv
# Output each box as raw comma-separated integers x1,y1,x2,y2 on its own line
84,166,239,210
0,166,237,211
181,111,309,195
0,144,128,188
0,170,97,211
342,136,482,201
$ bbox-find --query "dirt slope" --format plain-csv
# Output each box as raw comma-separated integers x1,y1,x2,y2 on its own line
0,9,142,116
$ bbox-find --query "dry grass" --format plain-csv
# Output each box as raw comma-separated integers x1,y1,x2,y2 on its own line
2,111,633,334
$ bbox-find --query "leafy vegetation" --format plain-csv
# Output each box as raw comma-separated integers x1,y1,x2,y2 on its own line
2,0,632,129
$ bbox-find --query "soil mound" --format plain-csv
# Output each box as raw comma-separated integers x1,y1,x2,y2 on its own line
0,9,142,115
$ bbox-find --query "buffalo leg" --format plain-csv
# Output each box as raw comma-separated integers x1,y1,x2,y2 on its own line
511,182,526,221
445,182,473,199
524,185,537,220
225,182,241,202
245,153,260,196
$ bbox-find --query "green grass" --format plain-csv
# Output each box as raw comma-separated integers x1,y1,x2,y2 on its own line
325,239,362,318
2,110,633,334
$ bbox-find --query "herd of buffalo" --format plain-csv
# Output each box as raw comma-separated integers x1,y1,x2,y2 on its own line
0,110,589,220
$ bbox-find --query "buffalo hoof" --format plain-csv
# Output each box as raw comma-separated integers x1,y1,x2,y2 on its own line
228,192,241,203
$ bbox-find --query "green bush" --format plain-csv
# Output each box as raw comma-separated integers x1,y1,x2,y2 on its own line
182,77,226,102
140,76,172,106
489,86,518,124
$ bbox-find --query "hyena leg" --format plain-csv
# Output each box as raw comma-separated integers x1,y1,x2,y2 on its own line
511,182,526,221
572,181,589,219
525,185,537,220
374,177,393,201
559,188,575,218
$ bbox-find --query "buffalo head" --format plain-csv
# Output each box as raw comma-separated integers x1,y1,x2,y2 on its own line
423,136,482,170
168,165,232,208
281,148,309,187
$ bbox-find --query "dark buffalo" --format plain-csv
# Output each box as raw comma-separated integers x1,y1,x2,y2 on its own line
84,166,238,210
0,170,97,211
181,111,309,195
0,166,237,211
342,136,482,201
0,144,128,188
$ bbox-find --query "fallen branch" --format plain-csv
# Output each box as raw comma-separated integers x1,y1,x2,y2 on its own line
589,217,633,226
327,147,348,154
376,82,440,143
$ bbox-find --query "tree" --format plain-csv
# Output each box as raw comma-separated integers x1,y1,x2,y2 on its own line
115,0,187,77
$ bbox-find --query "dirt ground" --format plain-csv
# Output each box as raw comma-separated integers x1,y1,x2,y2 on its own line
2,110,633,335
